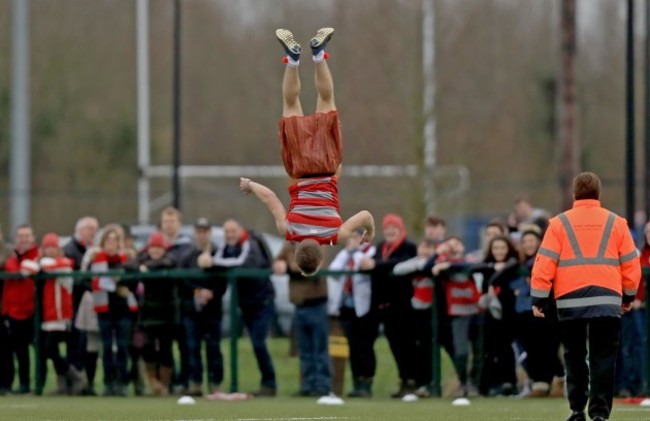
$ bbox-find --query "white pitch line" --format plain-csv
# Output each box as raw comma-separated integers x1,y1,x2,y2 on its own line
237,417,356,421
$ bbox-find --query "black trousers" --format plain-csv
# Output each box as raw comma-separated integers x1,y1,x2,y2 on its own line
4,317,33,390
561,317,620,419
339,308,378,380
514,311,564,384
380,306,417,384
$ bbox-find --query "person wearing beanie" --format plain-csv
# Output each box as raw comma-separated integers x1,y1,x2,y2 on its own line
3,224,39,394
359,213,417,398
126,231,177,396
38,233,87,395
240,27,375,278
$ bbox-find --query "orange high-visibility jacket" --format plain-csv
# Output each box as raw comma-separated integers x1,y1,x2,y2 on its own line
531,199,641,320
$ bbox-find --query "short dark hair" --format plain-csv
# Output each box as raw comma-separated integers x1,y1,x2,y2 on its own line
573,172,601,200
15,224,32,233
485,218,507,235
295,239,324,276
425,215,446,227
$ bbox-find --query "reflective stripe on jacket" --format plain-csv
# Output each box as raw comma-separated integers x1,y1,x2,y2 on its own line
531,199,641,320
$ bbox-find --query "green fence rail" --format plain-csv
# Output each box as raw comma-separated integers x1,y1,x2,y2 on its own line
0,267,648,397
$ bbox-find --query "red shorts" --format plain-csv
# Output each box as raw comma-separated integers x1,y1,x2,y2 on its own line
279,110,343,179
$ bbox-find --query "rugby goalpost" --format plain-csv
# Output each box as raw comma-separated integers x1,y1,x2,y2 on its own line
135,0,468,224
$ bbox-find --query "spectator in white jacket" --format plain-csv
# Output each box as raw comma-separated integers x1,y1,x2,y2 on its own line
327,229,376,398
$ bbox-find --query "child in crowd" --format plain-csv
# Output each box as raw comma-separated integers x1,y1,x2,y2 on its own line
127,232,177,396
393,239,437,397
38,233,86,395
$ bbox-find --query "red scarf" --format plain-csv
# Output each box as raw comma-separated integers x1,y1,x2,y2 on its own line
382,234,406,260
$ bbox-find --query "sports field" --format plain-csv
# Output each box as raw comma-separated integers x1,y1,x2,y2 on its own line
7,338,650,420
1,395,649,421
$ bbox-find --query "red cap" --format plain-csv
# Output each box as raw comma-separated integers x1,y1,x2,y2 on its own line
382,213,405,232
147,232,168,249
41,233,60,248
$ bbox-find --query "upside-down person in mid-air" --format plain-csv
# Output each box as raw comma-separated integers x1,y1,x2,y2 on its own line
240,27,375,276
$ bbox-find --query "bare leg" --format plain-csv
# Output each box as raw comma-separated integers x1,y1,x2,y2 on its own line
315,60,335,113
283,65,303,117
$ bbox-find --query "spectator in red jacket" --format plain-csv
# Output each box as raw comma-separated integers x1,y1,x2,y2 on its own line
38,233,86,395
3,224,39,394
0,227,13,394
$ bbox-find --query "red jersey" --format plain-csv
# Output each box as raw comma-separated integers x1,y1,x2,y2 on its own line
285,176,343,245
3,245,40,320
40,257,74,328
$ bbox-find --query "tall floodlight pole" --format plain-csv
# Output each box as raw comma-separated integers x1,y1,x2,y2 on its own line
137,0,151,224
558,0,579,211
172,0,181,210
626,0,636,228
422,0,436,216
9,0,30,232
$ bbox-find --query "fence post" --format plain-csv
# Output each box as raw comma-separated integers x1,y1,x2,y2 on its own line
431,292,442,397
34,274,43,396
229,272,239,393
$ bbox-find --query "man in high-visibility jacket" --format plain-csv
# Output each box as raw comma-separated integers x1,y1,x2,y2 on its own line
531,172,641,421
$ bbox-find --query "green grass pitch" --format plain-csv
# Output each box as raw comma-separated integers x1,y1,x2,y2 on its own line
3,338,649,420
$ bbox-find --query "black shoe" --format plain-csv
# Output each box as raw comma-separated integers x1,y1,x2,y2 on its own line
14,386,30,395
566,411,586,421
252,386,276,397
114,384,128,397
102,384,115,397
310,28,334,55
347,388,371,398
275,29,301,62
291,390,314,397
81,387,97,396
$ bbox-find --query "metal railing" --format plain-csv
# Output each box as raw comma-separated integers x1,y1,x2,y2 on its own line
0,267,648,396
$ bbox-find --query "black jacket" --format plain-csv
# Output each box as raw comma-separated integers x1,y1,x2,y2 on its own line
213,238,273,307
62,237,90,309
126,253,178,327
179,245,227,317
368,240,418,310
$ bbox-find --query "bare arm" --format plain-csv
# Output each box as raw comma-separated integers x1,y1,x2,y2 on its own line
337,210,375,245
240,177,287,236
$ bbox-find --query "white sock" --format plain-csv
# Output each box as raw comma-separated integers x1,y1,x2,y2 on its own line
312,50,325,63
286,56,299,68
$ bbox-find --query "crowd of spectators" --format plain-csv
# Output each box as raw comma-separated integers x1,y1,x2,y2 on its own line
0,196,647,400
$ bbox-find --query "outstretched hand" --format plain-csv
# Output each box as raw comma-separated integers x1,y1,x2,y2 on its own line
240,177,252,194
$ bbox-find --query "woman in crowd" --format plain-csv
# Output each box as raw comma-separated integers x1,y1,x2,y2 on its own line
513,228,565,397
90,226,138,397
473,235,520,396
127,232,178,396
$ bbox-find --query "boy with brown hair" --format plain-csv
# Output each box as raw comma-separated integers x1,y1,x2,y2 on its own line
241,27,374,277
